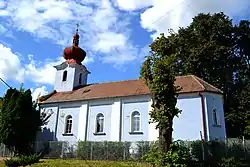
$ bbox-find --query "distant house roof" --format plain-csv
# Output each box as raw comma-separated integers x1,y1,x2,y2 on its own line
39,75,222,104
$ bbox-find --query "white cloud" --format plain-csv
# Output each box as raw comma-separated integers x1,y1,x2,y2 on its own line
0,0,143,66
0,44,24,82
113,0,153,11
113,0,250,39
95,32,126,53
30,86,48,101
139,0,250,38
0,43,93,86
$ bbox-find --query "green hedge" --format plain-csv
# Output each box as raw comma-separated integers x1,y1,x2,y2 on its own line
189,139,250,162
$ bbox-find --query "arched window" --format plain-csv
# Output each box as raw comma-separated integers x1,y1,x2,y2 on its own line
131,111,140,132
65,115,73,134
212,109,219,125
96,113,104,133
79,73,82,84
62,70,67,81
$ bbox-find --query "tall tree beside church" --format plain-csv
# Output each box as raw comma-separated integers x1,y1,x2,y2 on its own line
147,12,250,138
0,97,3,110
0,87,44,154
140,49,181,152
233,20,250,138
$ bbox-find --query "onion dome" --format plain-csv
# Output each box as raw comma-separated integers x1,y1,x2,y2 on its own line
63,24,86,64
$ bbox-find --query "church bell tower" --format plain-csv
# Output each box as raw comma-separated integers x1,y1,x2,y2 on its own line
53,24,90,92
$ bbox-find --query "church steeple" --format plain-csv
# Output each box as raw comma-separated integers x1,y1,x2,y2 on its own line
63,23,86,65
53,26,90,92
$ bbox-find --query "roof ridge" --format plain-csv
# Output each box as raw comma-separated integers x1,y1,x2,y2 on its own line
90,78,141,85
193,76,222,92
92,75,192,85
191,75,222,92
190,75,206,90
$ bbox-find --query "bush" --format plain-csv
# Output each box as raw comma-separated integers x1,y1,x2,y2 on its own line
18,153,42,165
4,153,42,167
4,158,21,167
218,157,242,167
144,140,192,167
133,141,154,160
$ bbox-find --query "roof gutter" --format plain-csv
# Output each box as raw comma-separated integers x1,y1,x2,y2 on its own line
198,93,208,141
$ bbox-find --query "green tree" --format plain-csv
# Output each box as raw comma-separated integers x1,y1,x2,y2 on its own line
0,97,3,110
140,51,181,152
0,87,44,154
146,12,250,138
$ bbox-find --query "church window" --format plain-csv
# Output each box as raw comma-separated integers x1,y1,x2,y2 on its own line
62,70,67,81
96,113,104,133
212,109,219,125
131,111,140,132
65,115,73,134
79,73,82,84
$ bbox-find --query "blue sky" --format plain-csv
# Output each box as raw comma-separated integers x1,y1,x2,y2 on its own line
0,0,249,99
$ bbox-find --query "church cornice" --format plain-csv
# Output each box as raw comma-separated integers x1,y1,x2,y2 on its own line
53,62,68,70
53,62,90,73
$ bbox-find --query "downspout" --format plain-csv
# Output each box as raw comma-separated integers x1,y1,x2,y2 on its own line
84,102,90,141
198,93,208,141
119,100,123,141
54,105,60,141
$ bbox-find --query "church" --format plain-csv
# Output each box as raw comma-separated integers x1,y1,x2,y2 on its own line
38,29,227,144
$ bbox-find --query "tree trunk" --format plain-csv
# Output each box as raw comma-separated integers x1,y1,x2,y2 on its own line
159,118,173,152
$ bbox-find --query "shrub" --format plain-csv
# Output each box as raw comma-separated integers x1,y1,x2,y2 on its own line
4,158,21,167
218,157,242,167
133,141,154,160
18,153,42,165
144,140,192,167
4,153,42,167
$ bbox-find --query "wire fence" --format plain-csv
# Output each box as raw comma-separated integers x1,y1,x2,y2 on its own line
0,141,154,160
0,138,249,162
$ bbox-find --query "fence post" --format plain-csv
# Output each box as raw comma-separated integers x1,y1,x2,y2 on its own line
75,142,78,159
243,136,246,160
200,131,205,161
3,144,5,157
90,142,93,160
35,141,38,154
123,142,127,161
141,142,144,159
61,142,64,158
106,142,108,160
49,141,51,159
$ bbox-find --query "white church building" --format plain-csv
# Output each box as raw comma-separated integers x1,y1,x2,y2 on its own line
38,30,227,144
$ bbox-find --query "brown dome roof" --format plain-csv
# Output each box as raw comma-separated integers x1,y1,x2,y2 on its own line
63,45,86,63
63,25,86,64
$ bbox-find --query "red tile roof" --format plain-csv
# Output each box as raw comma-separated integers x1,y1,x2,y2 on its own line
39,75,222,104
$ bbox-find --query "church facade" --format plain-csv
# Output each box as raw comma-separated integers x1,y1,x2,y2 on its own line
38,30,227,144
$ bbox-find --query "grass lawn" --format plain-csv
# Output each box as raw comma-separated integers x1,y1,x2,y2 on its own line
0,159,152,167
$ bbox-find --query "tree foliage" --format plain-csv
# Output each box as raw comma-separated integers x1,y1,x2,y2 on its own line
0,87,46,154
144,12,250,139
140,50,181,152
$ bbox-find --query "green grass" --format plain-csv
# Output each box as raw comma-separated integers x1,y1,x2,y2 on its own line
0,159,152,167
